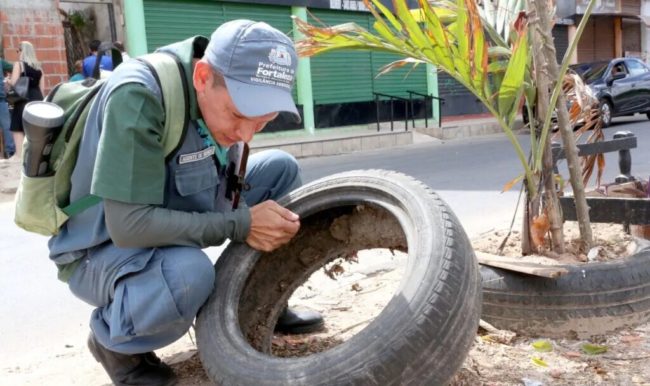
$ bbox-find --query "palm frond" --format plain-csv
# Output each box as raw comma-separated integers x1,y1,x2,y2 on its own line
294,0,535,193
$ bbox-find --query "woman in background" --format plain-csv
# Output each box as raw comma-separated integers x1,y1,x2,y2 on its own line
8,41,44,160
69,59,84,82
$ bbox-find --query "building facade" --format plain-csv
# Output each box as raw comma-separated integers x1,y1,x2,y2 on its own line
128,0,432,131
558,0,646,62
1,0,68,93
3,0,647,131
117,0,598,128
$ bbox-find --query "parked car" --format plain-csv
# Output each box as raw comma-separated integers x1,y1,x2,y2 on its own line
571,58,650,127
521,70,598,131
521,102,558,127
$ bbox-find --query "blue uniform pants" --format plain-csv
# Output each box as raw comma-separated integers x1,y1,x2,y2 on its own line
68,150,301,354
0,101,15,156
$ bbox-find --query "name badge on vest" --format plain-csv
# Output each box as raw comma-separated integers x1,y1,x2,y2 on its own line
178,146,215,164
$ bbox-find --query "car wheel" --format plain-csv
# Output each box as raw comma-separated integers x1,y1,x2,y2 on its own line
196,170,482,385
480,250,650,338
522,106,529,125
599,99,613,127
646,112,650,121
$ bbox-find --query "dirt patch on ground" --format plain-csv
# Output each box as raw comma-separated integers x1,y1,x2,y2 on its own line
4,155,650,384
170,324,650,385
472,221,639,264
165,244,650,385
0,158,20,203
7,240,650,385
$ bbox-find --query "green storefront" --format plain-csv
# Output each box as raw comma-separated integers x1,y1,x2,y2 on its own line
128,0,436,131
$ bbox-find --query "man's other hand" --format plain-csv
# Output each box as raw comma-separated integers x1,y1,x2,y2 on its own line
246,200,300,252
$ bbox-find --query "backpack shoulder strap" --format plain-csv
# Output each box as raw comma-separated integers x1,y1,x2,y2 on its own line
138,52,189,158
60,55,189,219
55,81,106,216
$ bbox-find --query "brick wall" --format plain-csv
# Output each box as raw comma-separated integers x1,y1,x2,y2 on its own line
1,0,68,94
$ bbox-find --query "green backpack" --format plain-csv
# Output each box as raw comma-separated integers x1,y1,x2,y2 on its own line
14,52,189,236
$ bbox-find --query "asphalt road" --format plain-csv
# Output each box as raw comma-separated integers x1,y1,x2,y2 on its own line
301,115,650,189
1,114,649,370
300,115,650,236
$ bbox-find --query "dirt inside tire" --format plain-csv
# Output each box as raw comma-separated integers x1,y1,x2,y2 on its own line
238,204,407,353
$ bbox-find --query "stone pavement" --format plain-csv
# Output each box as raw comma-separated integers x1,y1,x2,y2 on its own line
251,114,524,158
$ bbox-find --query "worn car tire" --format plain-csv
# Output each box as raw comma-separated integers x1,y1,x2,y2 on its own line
522,106,530,125
196,170,481,385
599,99,613,127
481,250,650,338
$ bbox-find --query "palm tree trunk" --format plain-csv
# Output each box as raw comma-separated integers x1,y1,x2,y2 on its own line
530,0,594,251
542,136,566,253
522,197,532,254
527,1,565,254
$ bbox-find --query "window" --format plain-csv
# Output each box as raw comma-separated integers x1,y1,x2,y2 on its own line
611,62,627,76
625,59,648,77
572,62,608,84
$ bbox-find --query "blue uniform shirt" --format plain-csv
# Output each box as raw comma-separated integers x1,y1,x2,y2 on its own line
82,54,113,78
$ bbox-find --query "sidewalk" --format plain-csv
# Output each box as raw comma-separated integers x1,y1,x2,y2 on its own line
251,114,524,158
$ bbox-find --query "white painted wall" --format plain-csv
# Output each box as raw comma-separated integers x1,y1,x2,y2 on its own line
58,1,124,51
5,0,52,9
642,0,650,63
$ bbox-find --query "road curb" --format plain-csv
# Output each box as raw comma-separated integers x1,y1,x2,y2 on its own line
418,120,507,140
251,130,412,158
250,118,522,158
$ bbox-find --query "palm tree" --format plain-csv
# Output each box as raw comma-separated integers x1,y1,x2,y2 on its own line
295,0,598,255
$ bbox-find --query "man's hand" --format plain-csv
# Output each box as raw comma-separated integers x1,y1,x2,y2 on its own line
246,200,300,252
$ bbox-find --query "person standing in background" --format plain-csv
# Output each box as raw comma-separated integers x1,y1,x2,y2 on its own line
1,56,15,158
82,40,113,78
69,60,85,82
8,41,44,160
113,41,130,62
1,57,12,77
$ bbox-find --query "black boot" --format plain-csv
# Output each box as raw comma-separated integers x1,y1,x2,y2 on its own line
87,333,177,386
274,307,325,335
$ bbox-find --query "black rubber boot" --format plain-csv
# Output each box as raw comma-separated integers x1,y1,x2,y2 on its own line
87,333,177,386
274,307,325,335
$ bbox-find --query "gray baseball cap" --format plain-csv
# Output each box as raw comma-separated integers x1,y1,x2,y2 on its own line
205,19,301,122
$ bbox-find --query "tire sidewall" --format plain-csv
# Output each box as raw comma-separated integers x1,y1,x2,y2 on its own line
196,170,481,385
481,249,650,337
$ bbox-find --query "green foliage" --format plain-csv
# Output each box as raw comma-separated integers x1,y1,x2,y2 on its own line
581,343,608,355
531,356,549,367
498,27,527,124
69,11,86,29
295,0,535,192
531,339,553,352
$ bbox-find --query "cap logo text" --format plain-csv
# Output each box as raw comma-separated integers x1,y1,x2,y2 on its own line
247,45,296,89
269,46,292,66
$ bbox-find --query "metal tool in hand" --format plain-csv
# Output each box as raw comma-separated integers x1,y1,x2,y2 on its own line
224,142,249,209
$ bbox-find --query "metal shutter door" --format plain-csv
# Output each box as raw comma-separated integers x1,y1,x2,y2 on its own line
622,0,641,15
144,1,293,54
144,1,295,97
437,71,486,116
552,25,569,64
594,18,615,60
622,19,641,56
222,2,293,35
309,10,374,104
371,51,428,97
143,0,225,53
577,17,614,62
577,18,596,62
